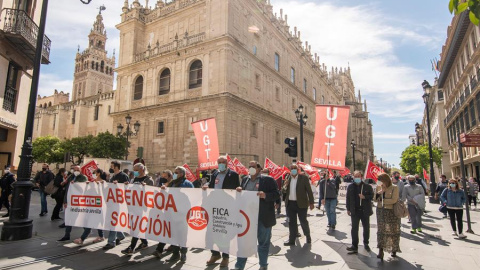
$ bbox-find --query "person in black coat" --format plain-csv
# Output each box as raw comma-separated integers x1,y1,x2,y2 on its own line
51,168,67,221
346,170,374,254
0,167,15,217
203,156,240,267
234,161,280,270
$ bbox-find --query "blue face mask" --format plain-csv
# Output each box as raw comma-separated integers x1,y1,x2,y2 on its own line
133,171,139,177
172,173,178,180
291,169,298,176
354,178,362,184
218,163,227,172
450,183,456,188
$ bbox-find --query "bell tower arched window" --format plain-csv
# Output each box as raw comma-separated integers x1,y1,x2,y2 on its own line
133,76,143,100
189,60,203,89
159,68,171,95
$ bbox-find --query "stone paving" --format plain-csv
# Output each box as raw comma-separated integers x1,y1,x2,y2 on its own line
0,191,479,270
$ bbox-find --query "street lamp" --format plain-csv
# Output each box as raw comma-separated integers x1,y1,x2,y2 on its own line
351,139,356,171
117,114,141,160
415,122,421,146
422,79,437,202
294,104,308,162
1,0,95,241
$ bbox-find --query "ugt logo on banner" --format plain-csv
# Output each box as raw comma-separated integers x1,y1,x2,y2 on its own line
191,118,220,170
311,105,350,171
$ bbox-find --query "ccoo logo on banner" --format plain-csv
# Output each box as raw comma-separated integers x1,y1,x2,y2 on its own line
66,183,259,257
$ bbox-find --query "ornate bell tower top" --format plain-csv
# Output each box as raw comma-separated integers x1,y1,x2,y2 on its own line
89,6,107,51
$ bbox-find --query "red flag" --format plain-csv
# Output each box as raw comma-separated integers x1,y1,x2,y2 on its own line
423,168,430,181
339,167,350,177
226,155,237,172
264,158,283,179
191,118,220,170
311,105,350,170
233,158,249,175
183,164,197,182
310,172,321,184
81,160,98,182
364,160,381,182
296,161,321,184
282,166,291,179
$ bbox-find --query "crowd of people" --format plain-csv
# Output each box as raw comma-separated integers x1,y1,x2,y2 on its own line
1,157,479,269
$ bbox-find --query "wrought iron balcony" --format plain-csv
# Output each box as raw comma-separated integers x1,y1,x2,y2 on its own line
0,8,51,64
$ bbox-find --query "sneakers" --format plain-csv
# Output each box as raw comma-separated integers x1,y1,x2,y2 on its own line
364,245,371,252
458,233,467,239
410,229,417,234
2,213,9,217
103,244,115,250
93,237,105,243
152,250,163,258
59,223,66,228
136,243,148,251
73,238,84,245
452,231,458,236
180,253,186,262
331,225,336,230
417,228,423,233
115,238,123,245
121,247,134,255
57,236,70,242
346,246,358,253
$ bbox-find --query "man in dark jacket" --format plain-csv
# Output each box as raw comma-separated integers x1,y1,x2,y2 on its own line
319,173,339,230
233,161,279,270
283,164,315,246
204,156,240,267
346,171,373,254
34,163,54,216
0,167,15,217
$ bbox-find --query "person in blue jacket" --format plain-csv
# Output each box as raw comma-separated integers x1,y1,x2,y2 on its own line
440,178,467,239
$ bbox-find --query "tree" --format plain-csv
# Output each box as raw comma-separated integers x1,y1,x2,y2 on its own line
400,144,442,176
62,135,94,164
88,131,127,159
32,136,65,164
449,0,480,25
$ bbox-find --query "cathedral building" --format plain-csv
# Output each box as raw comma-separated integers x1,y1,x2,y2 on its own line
34,0,374,173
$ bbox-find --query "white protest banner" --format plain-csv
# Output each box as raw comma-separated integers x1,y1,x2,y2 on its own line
66,183,259,257
338,182,377,200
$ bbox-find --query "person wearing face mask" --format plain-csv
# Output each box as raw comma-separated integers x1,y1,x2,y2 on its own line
318,170,339,230
0,167,15,217
203,156,240,267
392,171,404,200
33,163,55,216
233,161,280,270
57,165,87,242
466,177,478,209
282,164,314,246
440,179,467,238
50,168,67,221
121,163,154,255
402,175,425,234
346,171,374,254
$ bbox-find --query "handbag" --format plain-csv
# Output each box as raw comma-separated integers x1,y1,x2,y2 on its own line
393,200,408,218
44,180,58,195
439,204,448,214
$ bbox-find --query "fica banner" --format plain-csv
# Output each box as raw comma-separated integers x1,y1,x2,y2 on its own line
191,118,220,170
311,105,350,171
65,183,259,257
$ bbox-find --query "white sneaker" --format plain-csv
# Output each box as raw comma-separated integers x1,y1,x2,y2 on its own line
452,231,458,236
458,233,467,239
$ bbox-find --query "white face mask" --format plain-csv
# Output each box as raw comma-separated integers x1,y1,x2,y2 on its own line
73,171,80,176
4,170,10,174
248,167,257,176
70,169,74,174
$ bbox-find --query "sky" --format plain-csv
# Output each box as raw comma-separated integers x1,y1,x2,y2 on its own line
38,0,454,168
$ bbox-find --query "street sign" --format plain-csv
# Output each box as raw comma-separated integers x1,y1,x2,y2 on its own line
460,133,480,145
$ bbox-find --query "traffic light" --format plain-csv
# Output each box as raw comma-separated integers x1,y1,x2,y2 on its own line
284,137,298,157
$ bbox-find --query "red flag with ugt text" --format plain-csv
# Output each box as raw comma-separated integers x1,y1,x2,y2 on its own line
364,160,381,182
423,168,430,181
264,158,283,179
183,164,197,182
81,160,98,182
191,118,220,170
226,155,237,172
233,158,249,175
311,105,350,170
339,167,350,177
282,166,291,179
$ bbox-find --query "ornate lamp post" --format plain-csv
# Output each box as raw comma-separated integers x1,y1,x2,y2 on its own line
117,114,140,160
1,0,94,242
294,105,308,162
351,139,356,171
422,80,437,202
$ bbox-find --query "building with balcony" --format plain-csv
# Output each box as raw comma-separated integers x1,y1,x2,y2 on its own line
439,11,480,178
0,0,50,169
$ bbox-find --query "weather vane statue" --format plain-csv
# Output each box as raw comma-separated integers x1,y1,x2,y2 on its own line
98,4,106,14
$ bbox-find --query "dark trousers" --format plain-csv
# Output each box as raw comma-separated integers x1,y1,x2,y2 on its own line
129,237,148,249
351,210,370,247
211,250,229,259
287,200,310,241
0,193,10,212
447,208,464,234
52,195,63,219
468,195,477,207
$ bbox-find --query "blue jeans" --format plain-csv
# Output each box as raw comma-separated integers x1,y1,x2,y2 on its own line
107,231,125,246
325,198,337,226
39,189,48,213
235,222,272,269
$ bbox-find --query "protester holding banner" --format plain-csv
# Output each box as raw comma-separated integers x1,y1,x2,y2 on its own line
58,165,88,242
121,163,154,255
50,168,66,221
346,171,373,254
204,156,240,267
374,173,401,260
234,161,280,270
34,163,54,217
402,175,425,234
318,175,339,230
283,164,314,246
